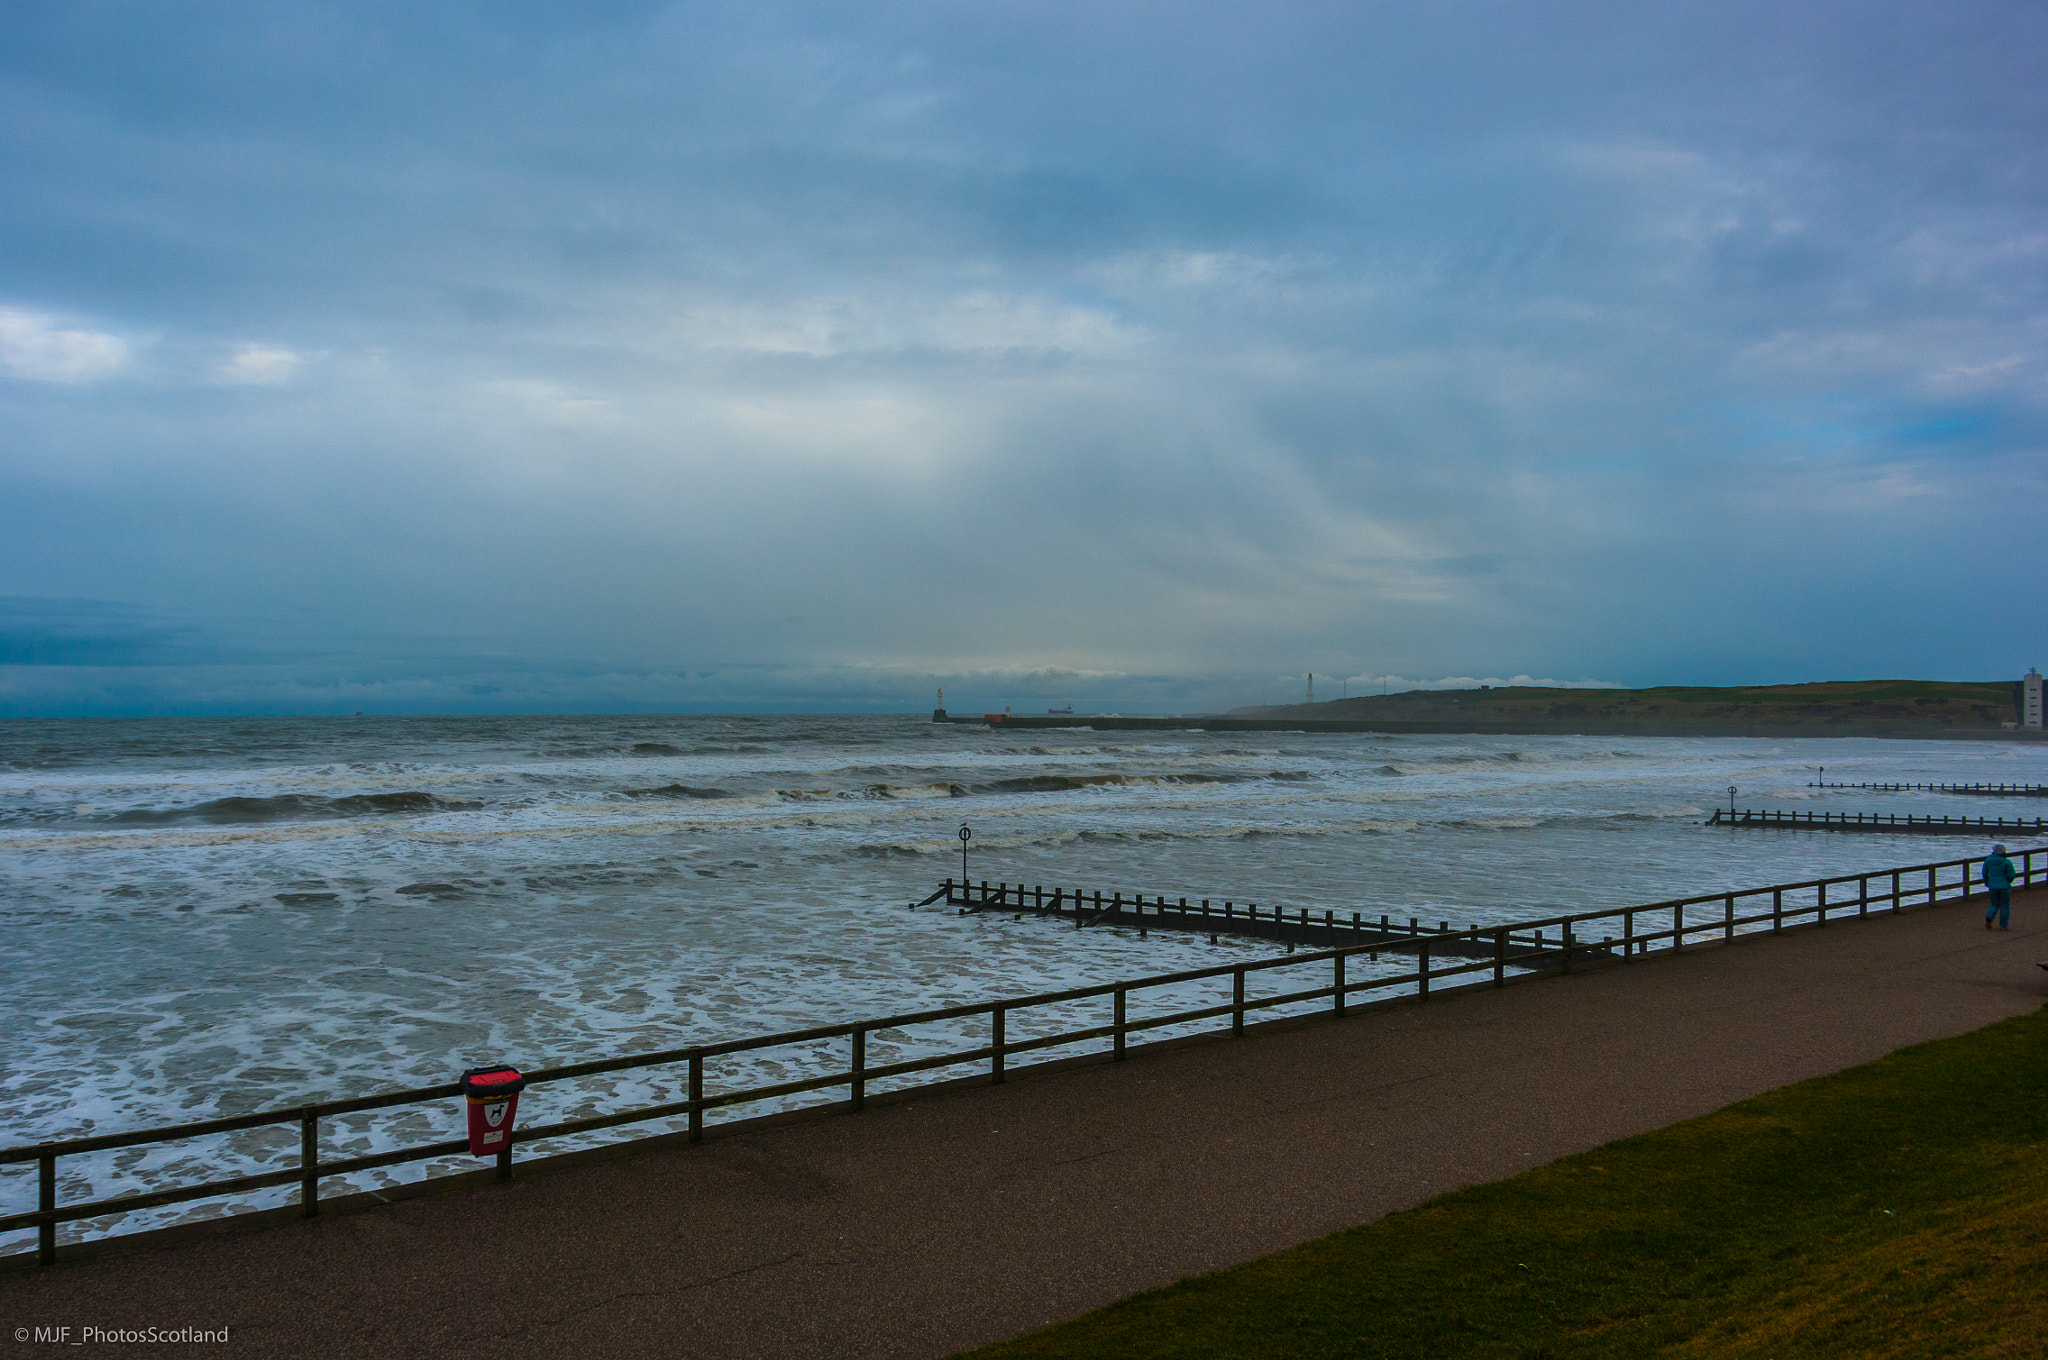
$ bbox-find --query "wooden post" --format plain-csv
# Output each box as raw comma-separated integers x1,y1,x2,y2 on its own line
1561,921,1573,974
1817,881,1827,927
1624,909,1634,958
1892,869,1901,910
689,1052,703,1142
1232,969,1245,1036
1494,928,1506,986
300,1109,319,1217
1418,938,1431,998
1334,950,1347,1016
1724,894,1734,942
1859,875,1869,917
992,1007,1006,1084
1114,989,1127,1060
1773,887,1782,933
1673,903,1684,953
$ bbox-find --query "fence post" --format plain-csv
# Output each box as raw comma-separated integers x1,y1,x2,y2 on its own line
1114,988,1127,1060
1817,881,1827,927
1494,928,1506,986
689,1052,704,1142
300,1109,319,1217
1673,903,1684,953
992,1006,1007,1084
850,1028,867,1111
1773,887,1783,933
1724,894,1734,942
1859,875,1869,918
1334,951,1347,1016
1232,969,1245,1036
1418,938,1431,999
1623,909,1634,958
38,1153,55,1266
1561,921,1574,975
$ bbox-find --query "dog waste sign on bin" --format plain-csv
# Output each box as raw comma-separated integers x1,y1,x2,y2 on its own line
461,1065,526,1156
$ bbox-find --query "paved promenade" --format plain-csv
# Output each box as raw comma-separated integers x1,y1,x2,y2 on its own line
5,888,2044,1359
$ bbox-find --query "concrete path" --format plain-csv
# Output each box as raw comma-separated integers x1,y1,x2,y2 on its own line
5,888,2045,1360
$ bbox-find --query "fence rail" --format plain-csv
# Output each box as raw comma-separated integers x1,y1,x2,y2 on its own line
1708,807,2048,834
6,848,2041,1266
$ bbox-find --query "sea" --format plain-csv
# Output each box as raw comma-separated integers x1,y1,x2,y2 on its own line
3,714,2044,1250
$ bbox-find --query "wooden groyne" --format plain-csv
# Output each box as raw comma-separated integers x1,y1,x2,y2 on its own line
1808,780,2048,796
922,879,1602,959
1708,807,2048,835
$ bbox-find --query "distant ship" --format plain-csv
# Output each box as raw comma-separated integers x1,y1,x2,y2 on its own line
1048,705,1074,715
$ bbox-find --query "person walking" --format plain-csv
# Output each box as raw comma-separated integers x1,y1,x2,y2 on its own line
1983,843,2016,930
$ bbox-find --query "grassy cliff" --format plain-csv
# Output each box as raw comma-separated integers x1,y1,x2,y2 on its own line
1235,679,2024,729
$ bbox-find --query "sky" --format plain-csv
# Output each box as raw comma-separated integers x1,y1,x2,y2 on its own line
2,1,2045,716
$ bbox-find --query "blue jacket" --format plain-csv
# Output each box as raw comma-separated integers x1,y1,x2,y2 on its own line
1983,852,2016,891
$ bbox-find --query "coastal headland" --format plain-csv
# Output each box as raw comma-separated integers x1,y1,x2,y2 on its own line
948,679,2047,739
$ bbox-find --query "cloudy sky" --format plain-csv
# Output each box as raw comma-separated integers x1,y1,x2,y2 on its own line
2,1,2044,715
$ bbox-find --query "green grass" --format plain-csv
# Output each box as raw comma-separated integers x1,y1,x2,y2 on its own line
960,1005,2048,1359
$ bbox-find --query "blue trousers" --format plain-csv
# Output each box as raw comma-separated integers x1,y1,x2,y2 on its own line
1986,889,2011,928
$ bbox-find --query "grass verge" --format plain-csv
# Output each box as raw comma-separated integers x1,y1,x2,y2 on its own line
960,1004,2048,1359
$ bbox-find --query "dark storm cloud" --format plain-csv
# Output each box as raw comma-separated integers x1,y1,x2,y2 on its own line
2,1,2045,714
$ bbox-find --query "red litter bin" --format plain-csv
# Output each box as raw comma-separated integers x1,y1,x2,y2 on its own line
461,1066,526,1157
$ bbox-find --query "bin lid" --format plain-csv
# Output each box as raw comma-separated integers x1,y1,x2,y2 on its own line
460,1065,526,1097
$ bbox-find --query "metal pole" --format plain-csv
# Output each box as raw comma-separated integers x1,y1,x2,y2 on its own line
38,1154,56,1266
850,1029,867,1111
300,1109,319,1217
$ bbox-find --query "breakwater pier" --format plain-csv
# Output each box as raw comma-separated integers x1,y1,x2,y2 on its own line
1708,807,2048,835
1808,780,2048,796
928,878,1597,959
929,710,2048,740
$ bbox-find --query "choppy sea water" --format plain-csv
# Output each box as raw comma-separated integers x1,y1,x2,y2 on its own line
3,714,2044,1250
